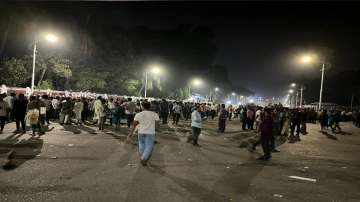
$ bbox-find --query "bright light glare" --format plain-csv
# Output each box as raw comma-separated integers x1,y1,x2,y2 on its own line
45,33,58,43
249,99,254,103
192,78,202,86
231,92,236,96
291,83,296,87
300,55,312,64
226,100,231,104
240,95,244,98
214,87,219,91
289,89,294,93
150,66,161,74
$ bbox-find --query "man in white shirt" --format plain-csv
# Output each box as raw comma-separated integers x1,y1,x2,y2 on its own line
172,102,182,125
127,102,160,166
191,105,202,147
122,98,136,128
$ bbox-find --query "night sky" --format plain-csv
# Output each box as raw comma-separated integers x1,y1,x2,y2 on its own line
3,1,360,99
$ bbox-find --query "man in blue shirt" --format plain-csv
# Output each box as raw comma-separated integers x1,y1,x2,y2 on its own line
191,104,202,147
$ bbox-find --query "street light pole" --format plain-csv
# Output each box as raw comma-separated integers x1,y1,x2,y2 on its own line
31,40,37,93
144,71,148,98
300,87,303,108
319,62,325,110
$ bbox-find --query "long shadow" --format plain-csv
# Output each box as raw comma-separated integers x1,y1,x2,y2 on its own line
320,131,338,140
2,136,43,170
77,125,97,134
62,124,83,134
212,157,265,196
336,131,353,135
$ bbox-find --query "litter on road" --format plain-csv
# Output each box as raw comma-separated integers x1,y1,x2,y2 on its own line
273,194,284,198
289,175,317,183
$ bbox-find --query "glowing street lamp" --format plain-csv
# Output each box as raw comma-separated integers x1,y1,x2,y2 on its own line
231,92,236,96
31,32,59,93
189,78,203,97
144,65,163,98
300,55,312,64
298,53,326,110
291,83,296,87
289,89,294,94
214,87,219,91
192,78,202,87
45,33,58,43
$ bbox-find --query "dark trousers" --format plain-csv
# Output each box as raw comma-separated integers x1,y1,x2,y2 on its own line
99,116,105,130
31,123,42,134
242,119,247,130
290,122,300,136
161,112,168,124
192,127,201,145
126,114,134,128
0,116,6,131
42,111,51,125
261,135,271,159
247,119,254,130
228,113,232,121
218,119,226,132
173,113,180,125
15,117,26,131
211,110,216,120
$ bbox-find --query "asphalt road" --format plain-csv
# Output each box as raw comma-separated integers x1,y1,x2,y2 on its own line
0,119,359,202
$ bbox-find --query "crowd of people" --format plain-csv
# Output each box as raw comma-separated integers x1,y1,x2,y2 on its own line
0,92,359,164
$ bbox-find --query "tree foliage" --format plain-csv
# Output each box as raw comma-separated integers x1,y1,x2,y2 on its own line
0,57,29,86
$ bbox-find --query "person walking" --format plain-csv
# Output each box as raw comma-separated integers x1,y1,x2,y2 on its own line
247,107,255,130
94,98,105,131
59,97,72,125
0,94,10,134
41,95,52,125
73,99,84,125
191,105,202,147
227,105,233,121
159,99,169,124
26,96,44,136
319,109,328,132
241,107,248,130
289,109,301,143
122,98,136,128
258,108,273,161
127,102,160,166
172,102,181,125
13,93,28,133
332,110,342,133
4,93,15,122
218,104,228,133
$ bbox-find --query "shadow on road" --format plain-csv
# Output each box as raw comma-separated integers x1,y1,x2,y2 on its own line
1,136,43,171
320,131,338,140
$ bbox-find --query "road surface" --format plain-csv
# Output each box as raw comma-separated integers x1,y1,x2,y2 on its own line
0,119,359,202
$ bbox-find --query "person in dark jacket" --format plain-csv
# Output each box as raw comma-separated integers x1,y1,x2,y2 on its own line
159,99,169,124
13,94,28,133
218,104,228,133
289,109,301,143
319,109,328,131
258,108,273,161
